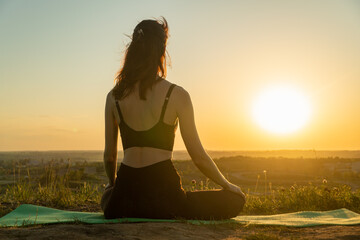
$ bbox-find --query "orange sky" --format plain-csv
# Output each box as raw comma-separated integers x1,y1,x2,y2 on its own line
0,1,359,151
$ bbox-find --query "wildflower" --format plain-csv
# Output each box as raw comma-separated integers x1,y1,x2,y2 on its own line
290,186,295,191
322,179,328,184
200,180,204,190
191,179,196,192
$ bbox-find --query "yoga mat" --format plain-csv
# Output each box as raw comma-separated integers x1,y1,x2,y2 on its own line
1,204,360,227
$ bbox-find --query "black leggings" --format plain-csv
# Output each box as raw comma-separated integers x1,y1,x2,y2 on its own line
101,160,245,220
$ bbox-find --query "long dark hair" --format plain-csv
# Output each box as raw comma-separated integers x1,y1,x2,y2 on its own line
112,17,169,100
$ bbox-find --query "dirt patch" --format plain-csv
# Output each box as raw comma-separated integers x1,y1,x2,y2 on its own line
0,223,359,240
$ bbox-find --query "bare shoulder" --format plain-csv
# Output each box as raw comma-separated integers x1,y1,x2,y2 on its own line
169,85,192,117
106,89,114,100
159,79,190,101
171,84,191,102
105,89,116,109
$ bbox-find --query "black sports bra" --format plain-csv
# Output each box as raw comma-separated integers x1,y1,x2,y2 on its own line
115,84,178,151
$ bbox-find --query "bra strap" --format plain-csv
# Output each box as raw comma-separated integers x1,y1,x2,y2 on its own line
115,101,124,121
160,84,176,121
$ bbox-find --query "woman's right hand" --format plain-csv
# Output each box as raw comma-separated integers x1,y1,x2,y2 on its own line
224,182,246,201
105,183,114,191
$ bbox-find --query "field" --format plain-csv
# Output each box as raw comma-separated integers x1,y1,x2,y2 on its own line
1,155,360,239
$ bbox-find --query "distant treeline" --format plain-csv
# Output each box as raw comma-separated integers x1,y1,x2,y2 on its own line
0,150,360,162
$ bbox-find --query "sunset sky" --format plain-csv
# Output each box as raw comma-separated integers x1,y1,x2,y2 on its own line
1,0,359,151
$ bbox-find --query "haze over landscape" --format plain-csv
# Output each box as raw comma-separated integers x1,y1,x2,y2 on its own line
1,0,359,151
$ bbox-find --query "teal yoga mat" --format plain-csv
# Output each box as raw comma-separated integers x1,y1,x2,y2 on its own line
1,204,360,227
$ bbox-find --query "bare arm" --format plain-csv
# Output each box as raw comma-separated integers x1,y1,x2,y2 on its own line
103,91,118,187
176,88,235,190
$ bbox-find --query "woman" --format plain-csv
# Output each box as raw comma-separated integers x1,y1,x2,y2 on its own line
101,18,245,220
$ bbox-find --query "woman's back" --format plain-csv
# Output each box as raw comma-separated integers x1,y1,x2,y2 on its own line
109,80,179,168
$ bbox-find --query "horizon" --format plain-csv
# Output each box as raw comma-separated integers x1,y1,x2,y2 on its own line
1,0,359,151
1,149,360,163
1,149,360,152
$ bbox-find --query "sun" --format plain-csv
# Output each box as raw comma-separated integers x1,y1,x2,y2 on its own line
252,85,311,134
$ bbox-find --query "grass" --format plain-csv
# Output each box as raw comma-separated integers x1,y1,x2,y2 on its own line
0,159,103,217
242,183,360,215
1,156,360,218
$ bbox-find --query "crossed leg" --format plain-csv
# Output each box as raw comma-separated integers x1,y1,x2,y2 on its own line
181,189,245,220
